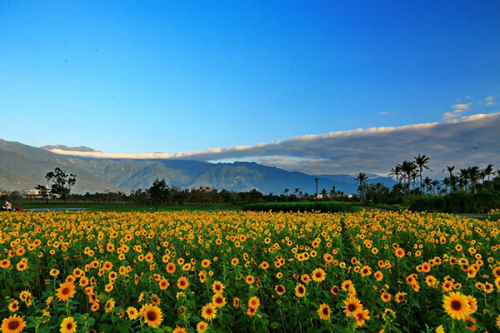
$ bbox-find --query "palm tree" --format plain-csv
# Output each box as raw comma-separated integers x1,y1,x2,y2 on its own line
388,164,402,185
443,166,455,192
468,166,480,193
415,154,432,195
355,172,368,200
329,186,336,198
401,161,417,196
424,176,432,195
484,164,494,191
443,177,451,194
431,180,440,196
458,168,470,191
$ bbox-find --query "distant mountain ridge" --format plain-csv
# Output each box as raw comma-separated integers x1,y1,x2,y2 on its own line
0,139,395,194
40,145,101,153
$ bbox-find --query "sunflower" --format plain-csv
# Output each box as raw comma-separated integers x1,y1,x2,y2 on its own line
1,314,26,333
275,285,285,295
212,281,225,294
312,268,326,282
301,274,311,284
341,280,353,291
196,321,208,333
126,307,139,320
466,296,477,315
201,303,217,321
343,297,363,317
173,326,186,333
246,306,257,316
493,266,500,278
354,308,370,327
248,296,260,309
159,278,170,290
395,248,405,258
381,293,391,302
8,300,19,312
443,292,471,320
16,261,28,271
395,292,406,303
60,317,77,333
374,271,383,281
360,266,371,277
177,277,189,290
464,316,476,331
295,284,306,297
233,297,240,308
317,304,331,320
435,325,445,333
105,299,115,313
330,285,339,295
212,294,226,308
0,259,11,269
142,304,163,328
166,263,176,273
245,275,255,284
442,281,453,292
496,314,500,329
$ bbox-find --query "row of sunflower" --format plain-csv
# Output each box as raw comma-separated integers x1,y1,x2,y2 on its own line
0,209,500,332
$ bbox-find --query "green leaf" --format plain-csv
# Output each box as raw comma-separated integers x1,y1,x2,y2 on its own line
117,321,130,333
270,322,279,329
99,323,113,333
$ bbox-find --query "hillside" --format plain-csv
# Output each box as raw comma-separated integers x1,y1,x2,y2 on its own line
0,139,395,194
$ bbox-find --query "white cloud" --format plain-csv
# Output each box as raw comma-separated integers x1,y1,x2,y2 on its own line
451,104,470,111
485,96,496,106
379,111,397,116
50,113,500,175
443,103,472,120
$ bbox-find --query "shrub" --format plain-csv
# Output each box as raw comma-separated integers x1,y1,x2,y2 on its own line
242,201,355,213
409,191,500,214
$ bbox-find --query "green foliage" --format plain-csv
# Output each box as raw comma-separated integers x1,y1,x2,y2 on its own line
409,191,500,214
242,201,355,213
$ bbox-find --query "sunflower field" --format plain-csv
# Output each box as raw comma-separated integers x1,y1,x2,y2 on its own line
1,209,500,333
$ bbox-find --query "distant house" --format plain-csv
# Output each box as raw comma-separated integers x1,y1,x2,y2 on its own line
24,189,42,199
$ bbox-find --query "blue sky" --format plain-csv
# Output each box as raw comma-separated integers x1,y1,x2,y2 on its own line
1,1,499,173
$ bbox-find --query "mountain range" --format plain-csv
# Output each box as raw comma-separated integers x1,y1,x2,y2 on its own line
0,139,395,195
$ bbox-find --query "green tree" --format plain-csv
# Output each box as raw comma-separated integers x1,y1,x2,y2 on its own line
414,154,432,195
35,184,50,203
355,172,368,200
149,178,170,211
45,167,77,204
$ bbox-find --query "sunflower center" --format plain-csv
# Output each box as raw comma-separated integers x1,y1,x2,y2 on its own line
322,307,329,315
451,300,462,310
62,288,70,295
8,321,20,329
348,304,356,312
147,310,157,321
66,323,73,329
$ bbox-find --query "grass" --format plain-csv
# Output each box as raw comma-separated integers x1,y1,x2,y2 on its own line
14,200,242,212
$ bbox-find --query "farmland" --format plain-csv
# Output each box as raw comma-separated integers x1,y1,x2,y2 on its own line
1,210,500,332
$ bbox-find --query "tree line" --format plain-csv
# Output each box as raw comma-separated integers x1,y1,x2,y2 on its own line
354,154,499,203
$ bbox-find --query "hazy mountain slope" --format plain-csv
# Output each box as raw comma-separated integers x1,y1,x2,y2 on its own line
188,162,337,195
63,157,212,190
0,140,120,193
2,139,396,195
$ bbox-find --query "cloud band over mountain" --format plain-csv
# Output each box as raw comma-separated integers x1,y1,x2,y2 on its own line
50,113,500,175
